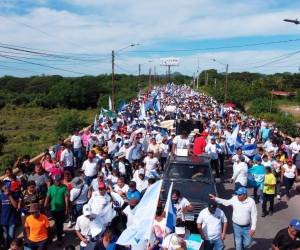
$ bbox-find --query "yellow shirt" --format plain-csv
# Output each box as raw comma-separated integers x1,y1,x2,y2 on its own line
263,173,276,194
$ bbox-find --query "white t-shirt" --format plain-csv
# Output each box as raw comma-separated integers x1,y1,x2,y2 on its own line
173,136,190,149
196,207,227,240
232,162,248,186
60,149,74,167
70,184,89,205
174,197,191,219
143,156,159,175
71,135,82,149
283,164,297,178
118,161,126,175
114,184,129,194
75,215,91,247
123,205,134,227
290,141,300,156
82,159,98,177
108,140,119,154
162,233,186,250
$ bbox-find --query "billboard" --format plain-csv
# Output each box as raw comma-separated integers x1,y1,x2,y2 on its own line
160,57,180,66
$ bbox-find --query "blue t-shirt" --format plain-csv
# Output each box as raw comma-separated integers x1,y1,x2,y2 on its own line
261,128,270,140
127,189,141,201
0,193,18,226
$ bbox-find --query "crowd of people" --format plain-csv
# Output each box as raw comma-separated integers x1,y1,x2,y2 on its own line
1,83,300,250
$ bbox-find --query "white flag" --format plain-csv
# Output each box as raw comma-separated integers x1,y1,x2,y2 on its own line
117,180,163,246
109,96,112,110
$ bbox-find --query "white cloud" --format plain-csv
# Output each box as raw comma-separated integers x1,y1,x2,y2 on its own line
1,1,300,76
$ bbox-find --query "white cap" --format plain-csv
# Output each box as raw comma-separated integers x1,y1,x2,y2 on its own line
175,227,185,235
105,159,112,164
82,204,91,216
138,168,145,175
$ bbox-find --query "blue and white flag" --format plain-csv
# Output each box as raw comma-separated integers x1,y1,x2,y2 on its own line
242,143,257,157
227,125,243,154
117,180,163,246
99,108,104,124
153,95,161,113
138,102,146,120
164,182,176,233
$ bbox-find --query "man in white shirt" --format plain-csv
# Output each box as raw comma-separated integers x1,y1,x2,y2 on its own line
107,134,119,157
197,202,228,250
134,169,148,193
60,143,74,176
71,130,83,168
81,152,99,186
70,177,89,222
172,131,190,156
210,187,257,250
205,137,222,178
122,198,139,227
290,137,300,157
232,155,248,191
143,151,159,178
172,189,193,221
162,221,188,250
75,204,93,249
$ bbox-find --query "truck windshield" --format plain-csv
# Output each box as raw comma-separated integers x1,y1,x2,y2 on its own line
166,163,210,181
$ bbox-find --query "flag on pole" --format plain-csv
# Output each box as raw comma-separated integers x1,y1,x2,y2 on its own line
242,143,257,157
138,102,146,120
117,180,163,246
227,125,240,154
99,108,104,124
93,114,98,131
108,96,112,111
164,182,176,233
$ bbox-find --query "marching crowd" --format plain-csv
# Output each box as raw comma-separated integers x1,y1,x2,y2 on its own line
1,84,300,250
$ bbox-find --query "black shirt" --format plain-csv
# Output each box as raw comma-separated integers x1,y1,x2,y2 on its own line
18,162,35,176
273,228,300,250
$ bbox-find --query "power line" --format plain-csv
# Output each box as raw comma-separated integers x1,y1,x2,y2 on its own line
129,38,300,53
0,54,86,75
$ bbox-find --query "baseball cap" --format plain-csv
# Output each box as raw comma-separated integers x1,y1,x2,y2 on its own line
290,218,300,231
175,226,185,235
253,155,262,162
98,182,106,190
88,152,95,159
82,204,91,216
105,159,112,164
235,187,247,196
287,158,293,163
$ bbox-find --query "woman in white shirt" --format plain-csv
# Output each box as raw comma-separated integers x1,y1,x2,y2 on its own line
281,158,298,199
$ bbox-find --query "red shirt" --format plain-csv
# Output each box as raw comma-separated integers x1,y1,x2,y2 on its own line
193,137,207,155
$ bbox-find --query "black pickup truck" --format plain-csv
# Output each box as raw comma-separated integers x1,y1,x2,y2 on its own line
162,154,217,231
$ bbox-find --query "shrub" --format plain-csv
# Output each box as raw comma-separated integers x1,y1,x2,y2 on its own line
248,98,278,115
55,111,88,135
0,133,8,155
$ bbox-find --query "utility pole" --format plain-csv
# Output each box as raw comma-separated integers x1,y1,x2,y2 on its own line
168,65,171,83
225,64,228,103
149,67,152,88
196,72,199,89
214,78,217,89
111,50,115,111
138,64,141,88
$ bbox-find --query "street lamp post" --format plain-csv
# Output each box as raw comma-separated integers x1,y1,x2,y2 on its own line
212,59,229,103
111,43,139,111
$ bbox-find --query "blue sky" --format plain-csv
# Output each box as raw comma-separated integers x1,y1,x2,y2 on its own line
1,0,300,76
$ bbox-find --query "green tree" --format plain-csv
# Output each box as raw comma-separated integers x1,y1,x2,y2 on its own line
55,111,89,135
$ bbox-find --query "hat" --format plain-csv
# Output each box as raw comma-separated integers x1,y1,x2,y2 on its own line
124,140,130,144
105,159,112,164
175,227,186,235
98,182,106,190
88,152,95,159
192,129,200,134
138,168,145,175
72,177,84,188
53,175,62,182
235,187,247,196
28,203,40,213
118,152,126,159
290,218,300,231
287,158,293,163
253,155,261,162
82,204,92,216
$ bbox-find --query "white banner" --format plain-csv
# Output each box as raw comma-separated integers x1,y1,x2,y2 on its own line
160,57,180,66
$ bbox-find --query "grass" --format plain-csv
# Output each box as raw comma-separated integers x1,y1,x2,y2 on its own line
0,105,97,172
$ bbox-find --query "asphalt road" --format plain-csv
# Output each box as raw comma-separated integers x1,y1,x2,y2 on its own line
45,162,300,250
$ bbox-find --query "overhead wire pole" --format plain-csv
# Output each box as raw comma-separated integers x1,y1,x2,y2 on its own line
112,50,115,111
212,58,229,103
111,43,140,111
